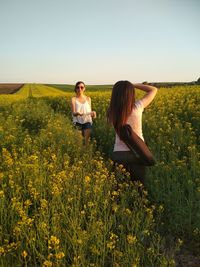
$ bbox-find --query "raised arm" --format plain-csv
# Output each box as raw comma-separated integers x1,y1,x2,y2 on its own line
133,83,158,108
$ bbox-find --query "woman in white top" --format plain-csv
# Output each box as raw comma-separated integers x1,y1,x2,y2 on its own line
107,81,157,184
71,81,96,145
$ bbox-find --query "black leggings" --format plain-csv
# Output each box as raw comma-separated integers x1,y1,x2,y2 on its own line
111,151,146,184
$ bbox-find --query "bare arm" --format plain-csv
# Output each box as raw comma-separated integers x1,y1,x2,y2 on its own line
71,97,83,116
133,83,158,108
87,97,96,118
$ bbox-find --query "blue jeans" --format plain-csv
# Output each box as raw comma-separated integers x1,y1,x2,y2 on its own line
74,122,92,130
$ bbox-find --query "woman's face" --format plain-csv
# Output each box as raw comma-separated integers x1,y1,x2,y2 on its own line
75,83,85,94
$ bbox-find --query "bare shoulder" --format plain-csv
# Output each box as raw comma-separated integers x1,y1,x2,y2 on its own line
71,96,76,103
86,96,91,102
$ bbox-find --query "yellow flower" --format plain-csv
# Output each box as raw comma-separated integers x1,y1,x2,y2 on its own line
48,235,60,249
84,175,91,183
158,205,164,212
127,234,137,245
125,208,132,215
51,154,57,161
177,238,183,246
111,203,119,213
40,199,48,209
143,230,150,236
106,241,115,250
0,247,5,256
43,260,53,267
77,239,83,245
55,251,65,259
0,190,5,198
88,201,94,208
0,172,4,180
2,148,14,166
13,226,21,236
111,190,119,196
24,199,32,208
21,250,28,258
193,228,200,235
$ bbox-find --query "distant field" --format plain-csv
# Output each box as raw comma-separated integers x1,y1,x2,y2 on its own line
0,83,24,94
0,83,197,95
46,83,113,92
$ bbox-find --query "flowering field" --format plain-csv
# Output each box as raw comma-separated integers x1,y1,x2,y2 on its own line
0,84,200,266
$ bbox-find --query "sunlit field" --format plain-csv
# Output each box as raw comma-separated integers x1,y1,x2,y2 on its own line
0,84,200,266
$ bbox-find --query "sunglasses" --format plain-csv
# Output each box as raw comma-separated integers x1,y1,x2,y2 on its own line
76,86,84,89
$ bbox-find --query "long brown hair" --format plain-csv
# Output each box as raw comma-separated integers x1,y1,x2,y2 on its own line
107,80,135,135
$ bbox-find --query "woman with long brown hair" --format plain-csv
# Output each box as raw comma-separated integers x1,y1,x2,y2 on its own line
71,81,96,145
107,81,157,184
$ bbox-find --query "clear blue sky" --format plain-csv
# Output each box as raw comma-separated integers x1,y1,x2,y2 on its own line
0,0,199,84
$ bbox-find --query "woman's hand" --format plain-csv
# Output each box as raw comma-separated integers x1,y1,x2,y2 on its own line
133,83,157,108
73,112,83,116
91,111,96,119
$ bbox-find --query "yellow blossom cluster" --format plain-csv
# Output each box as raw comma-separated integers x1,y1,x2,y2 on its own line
0,84,200,266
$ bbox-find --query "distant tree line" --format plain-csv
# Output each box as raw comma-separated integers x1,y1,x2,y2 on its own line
143,77,200,88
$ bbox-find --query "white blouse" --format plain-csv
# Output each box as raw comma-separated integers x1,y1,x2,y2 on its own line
114,100,144,151
72,98,92,124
